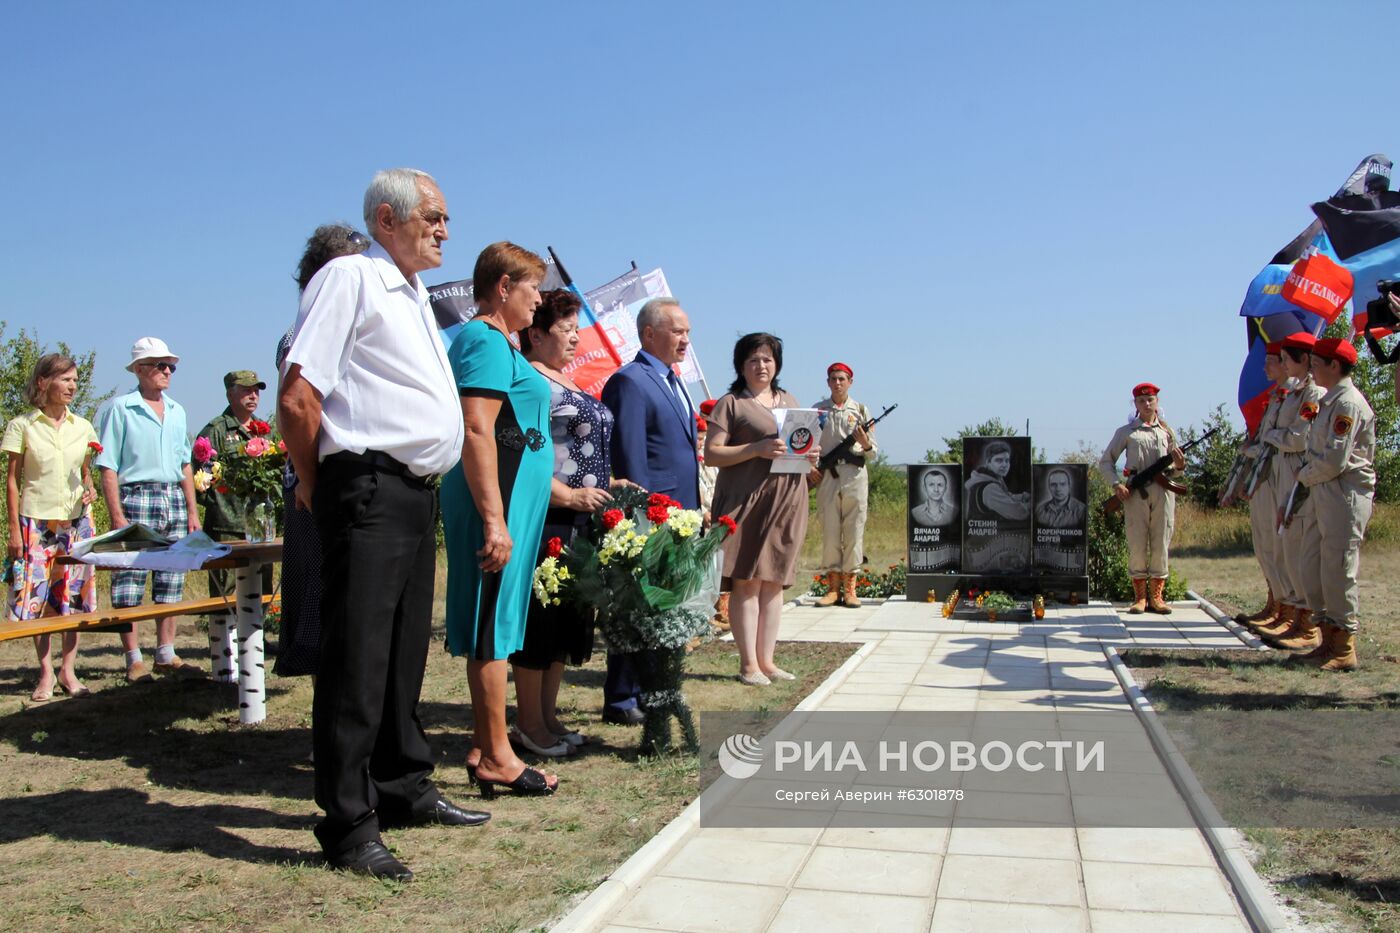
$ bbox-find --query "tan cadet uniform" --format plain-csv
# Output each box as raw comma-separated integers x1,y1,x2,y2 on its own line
1263,375,1325,616
1098,417,1177,586
1295,372,1374,668
1242,384,1290,616
814,394,876,579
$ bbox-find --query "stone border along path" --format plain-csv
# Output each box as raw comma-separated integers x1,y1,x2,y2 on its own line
552,596,1291,933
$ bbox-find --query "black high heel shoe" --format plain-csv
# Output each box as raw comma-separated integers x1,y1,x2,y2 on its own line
476,766,558,800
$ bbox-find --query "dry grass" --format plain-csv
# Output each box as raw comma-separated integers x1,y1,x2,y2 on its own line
0,564,853,932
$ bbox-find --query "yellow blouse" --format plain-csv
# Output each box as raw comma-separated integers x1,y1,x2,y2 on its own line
3,409,98,520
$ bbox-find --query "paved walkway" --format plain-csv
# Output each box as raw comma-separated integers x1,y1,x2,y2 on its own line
556,599,1261,932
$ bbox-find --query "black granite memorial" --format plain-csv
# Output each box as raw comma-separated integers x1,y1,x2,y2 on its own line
1033,463,1088,575
905,437,1089,604
908,464,961,573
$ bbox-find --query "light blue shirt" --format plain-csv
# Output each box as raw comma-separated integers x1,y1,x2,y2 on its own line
93,389,192,484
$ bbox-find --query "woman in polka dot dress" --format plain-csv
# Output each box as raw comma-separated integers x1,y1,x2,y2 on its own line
509,289,627,755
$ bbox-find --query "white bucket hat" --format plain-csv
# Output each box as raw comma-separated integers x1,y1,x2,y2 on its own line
126,337,180,373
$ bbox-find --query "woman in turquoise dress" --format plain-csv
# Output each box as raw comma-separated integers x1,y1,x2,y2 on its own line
442,241,558,798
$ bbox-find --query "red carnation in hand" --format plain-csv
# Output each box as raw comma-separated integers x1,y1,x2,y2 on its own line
546,537,563,558
601,508,624,530
647,493,671,507
716,514,737,535
87,440,103,454
647,505,671,524
249,420,272,436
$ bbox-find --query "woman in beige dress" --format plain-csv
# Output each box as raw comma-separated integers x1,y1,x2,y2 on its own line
705,333,819,685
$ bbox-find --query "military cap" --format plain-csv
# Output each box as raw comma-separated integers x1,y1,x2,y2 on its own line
1132,382,1160,398
224,370,267,390
1312,338,1358,365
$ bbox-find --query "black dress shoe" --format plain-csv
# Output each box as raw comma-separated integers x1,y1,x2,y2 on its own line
420,797,491,827
602,706,646,725
328,841,413,881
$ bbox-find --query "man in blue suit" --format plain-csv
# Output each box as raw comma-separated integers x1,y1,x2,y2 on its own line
600,297,699,724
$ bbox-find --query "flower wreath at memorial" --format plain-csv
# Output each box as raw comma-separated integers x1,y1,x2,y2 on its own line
532,486,735,754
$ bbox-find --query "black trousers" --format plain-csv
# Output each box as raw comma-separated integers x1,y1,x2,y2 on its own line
311,457,439,856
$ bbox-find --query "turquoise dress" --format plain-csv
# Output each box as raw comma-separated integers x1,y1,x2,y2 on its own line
442,321,554,660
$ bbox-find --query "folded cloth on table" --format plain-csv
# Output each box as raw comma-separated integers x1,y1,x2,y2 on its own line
71,529,233,571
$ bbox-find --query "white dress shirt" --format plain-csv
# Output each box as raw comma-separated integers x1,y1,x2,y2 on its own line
283,241,464,476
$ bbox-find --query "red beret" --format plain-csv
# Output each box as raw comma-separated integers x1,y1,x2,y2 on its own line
1265,341,1284,355
1281,332,1316,352
1312,338,1358,365
1132,382,1160,398
699,399,717,416
828,362,853,378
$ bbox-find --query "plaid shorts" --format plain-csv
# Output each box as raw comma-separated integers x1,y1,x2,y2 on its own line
111,483,188,608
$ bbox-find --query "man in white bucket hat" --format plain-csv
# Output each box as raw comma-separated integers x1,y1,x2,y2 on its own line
93,337,202,682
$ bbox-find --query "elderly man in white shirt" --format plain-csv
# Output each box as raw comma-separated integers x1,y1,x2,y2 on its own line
280,168,486,882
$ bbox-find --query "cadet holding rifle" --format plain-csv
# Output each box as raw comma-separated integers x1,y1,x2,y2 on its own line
1251,332,1326,644
1098,383,1186,614
1234,344,1290,629
1287,338,1374,671
810,363,873,608
809,362,892,608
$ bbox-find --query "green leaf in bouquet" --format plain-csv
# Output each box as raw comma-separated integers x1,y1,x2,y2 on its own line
641,582,683,611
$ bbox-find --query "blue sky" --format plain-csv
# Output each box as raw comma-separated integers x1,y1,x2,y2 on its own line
2,2,1394,463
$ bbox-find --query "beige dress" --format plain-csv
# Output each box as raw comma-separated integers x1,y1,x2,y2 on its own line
709,391,809,586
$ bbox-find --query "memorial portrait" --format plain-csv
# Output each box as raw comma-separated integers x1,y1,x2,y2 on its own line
907,463,961,573
962,437,1032,573
1033,463,1088,574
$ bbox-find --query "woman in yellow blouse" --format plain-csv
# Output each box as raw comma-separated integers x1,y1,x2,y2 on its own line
3,354,101,701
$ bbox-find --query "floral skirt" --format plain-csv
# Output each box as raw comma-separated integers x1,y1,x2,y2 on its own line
8,512,97,622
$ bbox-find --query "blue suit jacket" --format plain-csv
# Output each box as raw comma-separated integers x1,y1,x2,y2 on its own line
602,354,700,510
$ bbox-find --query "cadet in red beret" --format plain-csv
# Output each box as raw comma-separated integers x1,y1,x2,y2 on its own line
1098,383,1184,614
812,362,876,607
1283,336,1375,670
1250,330,1328,642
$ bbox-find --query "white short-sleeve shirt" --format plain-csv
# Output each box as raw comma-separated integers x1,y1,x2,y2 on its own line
283,241,464,476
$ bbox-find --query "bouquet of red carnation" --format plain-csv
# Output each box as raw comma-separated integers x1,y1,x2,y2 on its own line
532,483,737,754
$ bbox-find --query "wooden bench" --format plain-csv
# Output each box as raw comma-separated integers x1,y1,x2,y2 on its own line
6,541,283,722
0,593,280,642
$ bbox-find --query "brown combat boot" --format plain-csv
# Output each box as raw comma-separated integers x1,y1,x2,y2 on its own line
1128,579,1148,614
1319,623,1358,672
843,573,863,608
815,572,841,607
1287,614,1333,666
1255,603,1297,639
1147,578,1172,614
1272,607,1322,650
1235,587,1275,624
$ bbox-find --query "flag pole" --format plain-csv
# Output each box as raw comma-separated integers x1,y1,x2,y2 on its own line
548,246,624,366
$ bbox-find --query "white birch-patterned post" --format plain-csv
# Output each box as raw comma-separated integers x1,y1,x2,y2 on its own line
208,609,237,684
235,563,266,724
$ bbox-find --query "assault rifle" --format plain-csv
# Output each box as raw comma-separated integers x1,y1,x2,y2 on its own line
1278,478,1310,531
1218,446,1252,508
817,404,897,478
1242,441,1276,500
1102,427,1218,517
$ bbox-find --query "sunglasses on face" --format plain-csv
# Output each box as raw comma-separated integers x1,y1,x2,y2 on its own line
347,231,369,247
141,361,177,374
